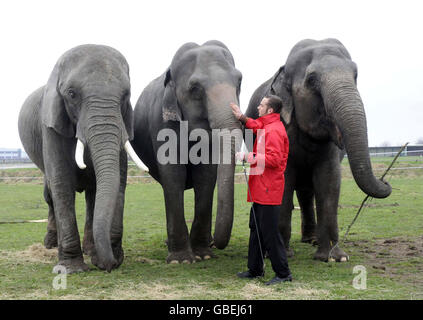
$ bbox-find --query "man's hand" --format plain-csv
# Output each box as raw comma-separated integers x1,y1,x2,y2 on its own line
230,103,243,120
236,151,247,162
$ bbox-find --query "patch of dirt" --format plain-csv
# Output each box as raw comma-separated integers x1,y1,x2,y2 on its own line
355,236,423,287
2,243,58,264
0,219,48,224
134,256,161,264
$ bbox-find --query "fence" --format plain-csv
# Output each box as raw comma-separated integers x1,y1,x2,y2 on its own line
1,150,423,182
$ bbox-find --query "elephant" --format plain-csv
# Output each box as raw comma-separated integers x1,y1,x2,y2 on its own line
18,44,148,273
245,38,391,262
133,40,243,264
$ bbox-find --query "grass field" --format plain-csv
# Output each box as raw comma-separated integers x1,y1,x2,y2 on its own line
0,158,422,300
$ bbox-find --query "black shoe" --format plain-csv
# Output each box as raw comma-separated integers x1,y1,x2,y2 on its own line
265,274,292,285
237,270,264,279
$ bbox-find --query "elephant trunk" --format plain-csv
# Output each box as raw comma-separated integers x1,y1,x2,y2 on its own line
207,84,242,249
213,133,241,249
322,75,392,198
86,105,123,272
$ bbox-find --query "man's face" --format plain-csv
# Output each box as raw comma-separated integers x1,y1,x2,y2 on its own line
258,98,271,117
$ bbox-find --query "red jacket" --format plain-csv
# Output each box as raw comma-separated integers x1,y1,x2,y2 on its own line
244,113,289,205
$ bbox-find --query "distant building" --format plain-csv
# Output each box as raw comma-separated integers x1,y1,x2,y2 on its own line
0,148,29,161
406,145,423,156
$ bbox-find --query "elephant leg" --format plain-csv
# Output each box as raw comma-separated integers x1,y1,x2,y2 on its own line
161,166,195,264
43,130,88,273
43,180,58,249
312,157,349,262
190,164,216,260
49,180,88,273
82,187,95,257
297,187,317,244
278,166,296,258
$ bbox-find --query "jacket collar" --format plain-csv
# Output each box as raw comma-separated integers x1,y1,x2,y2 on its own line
259,112,281,125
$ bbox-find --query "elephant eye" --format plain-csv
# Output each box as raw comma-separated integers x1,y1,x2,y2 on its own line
68,89,76,99
121,90,130,103
189,85,203,100
306,73,318,88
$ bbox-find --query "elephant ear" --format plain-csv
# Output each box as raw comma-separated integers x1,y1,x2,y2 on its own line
122,95,134,141
41,62,75,138
162,69,182,122
270,66,294,125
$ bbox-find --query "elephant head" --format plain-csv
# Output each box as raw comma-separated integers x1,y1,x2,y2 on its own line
161,40,243,249
270,38,391,198
42,44,147,271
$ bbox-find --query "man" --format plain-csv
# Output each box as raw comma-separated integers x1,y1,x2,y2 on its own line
230,95,292,285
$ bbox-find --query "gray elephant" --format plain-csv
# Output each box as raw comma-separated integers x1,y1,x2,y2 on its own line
133,41,243,263
246,38,391,262
18,44,148,273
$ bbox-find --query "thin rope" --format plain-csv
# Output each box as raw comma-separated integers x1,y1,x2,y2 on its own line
329,142,409,261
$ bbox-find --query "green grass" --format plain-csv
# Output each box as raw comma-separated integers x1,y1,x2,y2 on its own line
0,162,422,299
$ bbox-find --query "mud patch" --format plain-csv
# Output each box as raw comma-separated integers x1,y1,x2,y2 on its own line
356,236,423,287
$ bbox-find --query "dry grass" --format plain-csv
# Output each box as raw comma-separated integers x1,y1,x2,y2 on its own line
0,280,330,300
239,282,329,300
134,256,161,264
1,243,57,264
0,244,330,300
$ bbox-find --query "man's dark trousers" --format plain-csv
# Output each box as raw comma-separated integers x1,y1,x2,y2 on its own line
248,202,290,278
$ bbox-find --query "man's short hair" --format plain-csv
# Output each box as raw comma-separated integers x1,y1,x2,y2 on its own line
264,94,283,114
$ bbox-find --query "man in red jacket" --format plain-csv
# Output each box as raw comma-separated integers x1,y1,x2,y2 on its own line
231,95,292,285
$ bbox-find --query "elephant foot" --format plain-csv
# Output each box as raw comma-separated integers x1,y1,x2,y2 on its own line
166,250,196,264
301,233,317,244
54,257,89,274
44,230,58,249
313,247,330,262
328,245,349,262
192,246,215,261
313,245,349,262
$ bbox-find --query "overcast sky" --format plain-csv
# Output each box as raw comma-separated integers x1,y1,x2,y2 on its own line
1,0,422,149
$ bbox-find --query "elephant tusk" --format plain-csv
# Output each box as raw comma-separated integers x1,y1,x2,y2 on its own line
124,141,149,172
75,139,87,170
